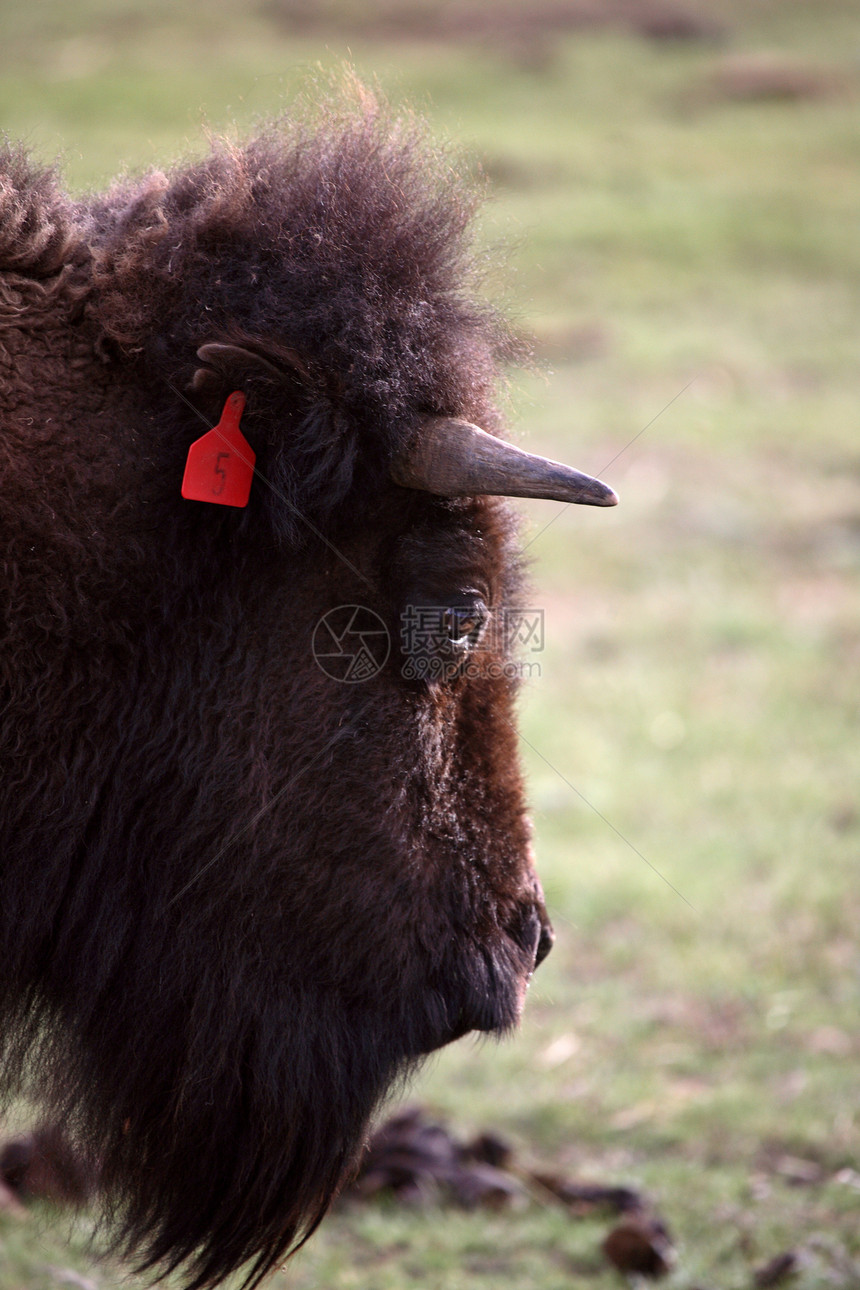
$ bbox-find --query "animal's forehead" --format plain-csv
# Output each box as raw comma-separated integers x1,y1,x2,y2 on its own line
385,495,522,602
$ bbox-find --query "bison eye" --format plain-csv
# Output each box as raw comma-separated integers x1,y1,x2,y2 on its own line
443,599,488,648
399,594,490,685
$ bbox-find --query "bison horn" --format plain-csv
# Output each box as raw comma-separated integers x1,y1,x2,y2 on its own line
391,417,618,506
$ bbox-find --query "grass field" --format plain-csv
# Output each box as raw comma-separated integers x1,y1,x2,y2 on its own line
1,1,859,1287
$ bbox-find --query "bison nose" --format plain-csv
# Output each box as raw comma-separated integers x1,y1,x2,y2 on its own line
515,903,554,972
534,913,554,969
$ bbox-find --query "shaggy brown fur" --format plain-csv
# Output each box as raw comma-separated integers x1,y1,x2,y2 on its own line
0,96,552,1288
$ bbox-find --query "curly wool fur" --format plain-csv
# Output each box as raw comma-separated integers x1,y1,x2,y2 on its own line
0,99,549,1290
80,102,519,544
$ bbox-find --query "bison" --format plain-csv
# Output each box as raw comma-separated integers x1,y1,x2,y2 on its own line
0,94,616,1288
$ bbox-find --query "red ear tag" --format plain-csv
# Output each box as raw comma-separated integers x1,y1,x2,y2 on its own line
181,392,256,508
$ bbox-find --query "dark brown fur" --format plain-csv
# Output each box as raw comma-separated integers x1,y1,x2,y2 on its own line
0,96,550,1288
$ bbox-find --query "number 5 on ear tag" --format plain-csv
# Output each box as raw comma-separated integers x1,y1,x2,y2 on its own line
181,391,256,508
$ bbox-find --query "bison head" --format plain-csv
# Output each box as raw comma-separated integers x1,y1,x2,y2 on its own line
0,97,615,1287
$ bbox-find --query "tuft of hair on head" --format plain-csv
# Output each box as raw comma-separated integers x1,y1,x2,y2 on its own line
81,78,524,544
0,143,79,279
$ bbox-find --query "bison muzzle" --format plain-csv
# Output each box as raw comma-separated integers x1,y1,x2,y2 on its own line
0,93,615,1288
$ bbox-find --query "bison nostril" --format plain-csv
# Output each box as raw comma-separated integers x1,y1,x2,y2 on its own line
513,901,554,972
534,919,554,969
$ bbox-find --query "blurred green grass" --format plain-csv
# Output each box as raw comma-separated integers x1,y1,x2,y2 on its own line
1,0,859,1287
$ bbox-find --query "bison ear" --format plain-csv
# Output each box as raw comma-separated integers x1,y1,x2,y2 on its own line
194,341,311,386
188,340,313,414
